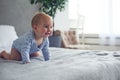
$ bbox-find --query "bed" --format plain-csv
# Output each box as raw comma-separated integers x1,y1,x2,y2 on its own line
0,25,120,80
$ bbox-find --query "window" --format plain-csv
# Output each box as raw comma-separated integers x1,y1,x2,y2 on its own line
68,0,120,35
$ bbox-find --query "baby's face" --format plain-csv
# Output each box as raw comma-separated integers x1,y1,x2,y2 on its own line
34,18,53,38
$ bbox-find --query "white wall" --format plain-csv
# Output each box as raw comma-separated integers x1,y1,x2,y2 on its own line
0,0,38,36
54,6,70,31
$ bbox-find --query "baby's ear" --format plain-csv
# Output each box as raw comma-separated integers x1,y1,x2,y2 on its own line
32,25,37,30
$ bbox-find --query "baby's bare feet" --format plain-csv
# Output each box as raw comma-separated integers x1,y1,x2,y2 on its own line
0,51,9,59
0,51,5,58
0,52,2,58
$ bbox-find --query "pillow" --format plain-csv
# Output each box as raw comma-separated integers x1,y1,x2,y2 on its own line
0,25,18,53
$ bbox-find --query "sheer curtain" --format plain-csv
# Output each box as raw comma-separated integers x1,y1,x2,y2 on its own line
68,0,120,45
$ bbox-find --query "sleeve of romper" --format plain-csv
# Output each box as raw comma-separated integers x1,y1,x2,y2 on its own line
20,39,31,64
42,38,50,61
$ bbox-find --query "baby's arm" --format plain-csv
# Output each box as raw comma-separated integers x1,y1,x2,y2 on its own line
42,47,50,61
20,41,31,64
21,51,31,64
42,38,50,61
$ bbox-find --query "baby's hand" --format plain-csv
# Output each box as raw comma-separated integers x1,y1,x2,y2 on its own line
23,62,30,64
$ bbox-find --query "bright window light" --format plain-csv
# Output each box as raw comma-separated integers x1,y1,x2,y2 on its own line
68,0,120,35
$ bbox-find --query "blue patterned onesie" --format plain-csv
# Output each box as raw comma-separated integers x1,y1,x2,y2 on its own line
12,30,50,63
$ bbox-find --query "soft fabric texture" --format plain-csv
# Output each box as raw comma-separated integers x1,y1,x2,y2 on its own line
0,25,18,53
56,30,90,49
0,47,120,80
12,30,50,63
1,26,120,80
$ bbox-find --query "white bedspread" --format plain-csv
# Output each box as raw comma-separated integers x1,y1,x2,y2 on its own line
0,47,120,80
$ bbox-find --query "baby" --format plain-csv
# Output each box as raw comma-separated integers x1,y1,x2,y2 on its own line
0,12,53,64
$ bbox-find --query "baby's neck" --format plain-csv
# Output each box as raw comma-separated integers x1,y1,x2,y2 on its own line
35,38,43,46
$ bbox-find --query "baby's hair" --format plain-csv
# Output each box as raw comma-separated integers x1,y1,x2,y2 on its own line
31,12,52,27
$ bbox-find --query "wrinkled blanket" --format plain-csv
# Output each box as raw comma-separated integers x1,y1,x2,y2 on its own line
0,47,120,80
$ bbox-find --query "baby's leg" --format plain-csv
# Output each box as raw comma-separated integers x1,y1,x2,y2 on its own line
0,51,10,60
0,48,21,61
30,51,41,57
10,48,21,61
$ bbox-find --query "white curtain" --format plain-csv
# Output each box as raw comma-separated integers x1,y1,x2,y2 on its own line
68,0,120,45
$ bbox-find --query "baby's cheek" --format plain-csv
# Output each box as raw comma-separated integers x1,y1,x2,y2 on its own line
41,29,46,33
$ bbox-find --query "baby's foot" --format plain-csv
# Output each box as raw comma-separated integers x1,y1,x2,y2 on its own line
0,51,3,58
0,51,7,58
0,53,1,58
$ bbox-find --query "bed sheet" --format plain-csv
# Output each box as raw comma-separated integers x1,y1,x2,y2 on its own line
0,47,120,80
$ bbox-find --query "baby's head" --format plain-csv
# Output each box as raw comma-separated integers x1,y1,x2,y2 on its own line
31,12,53,38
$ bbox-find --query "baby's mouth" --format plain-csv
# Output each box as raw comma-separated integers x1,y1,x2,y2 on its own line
45,32,50,35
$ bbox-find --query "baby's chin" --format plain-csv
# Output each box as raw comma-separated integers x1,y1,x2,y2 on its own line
43,36,49,38
43,34,50,38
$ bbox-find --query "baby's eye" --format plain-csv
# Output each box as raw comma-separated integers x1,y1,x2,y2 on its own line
44,26,48,28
